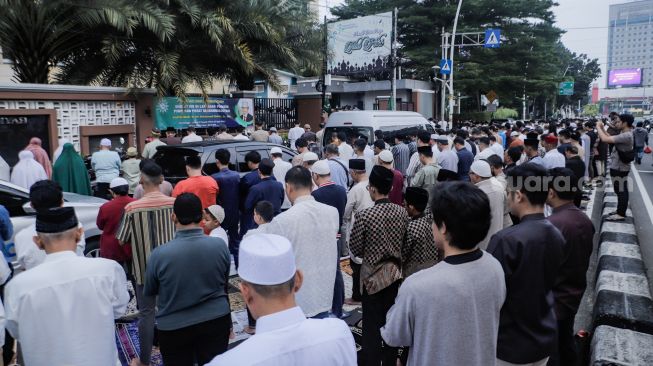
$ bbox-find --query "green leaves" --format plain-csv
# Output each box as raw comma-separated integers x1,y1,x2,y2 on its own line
0,0,321,99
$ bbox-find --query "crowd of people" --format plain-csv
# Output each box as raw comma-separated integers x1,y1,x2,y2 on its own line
0,112,642,365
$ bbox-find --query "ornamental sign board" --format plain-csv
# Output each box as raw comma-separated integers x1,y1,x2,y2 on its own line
487,104,497,112
486,90,498,103
327,12,392,76
559,81,574,96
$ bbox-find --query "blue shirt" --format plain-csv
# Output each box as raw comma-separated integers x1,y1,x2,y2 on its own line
90,150,121,183
499,131,507,149
311,183,347,227
0,205,14,261
456,147,474,182
327,158,350,190
212,168,240,229
143,228,231,331
239,170,261,235
243,177,284,233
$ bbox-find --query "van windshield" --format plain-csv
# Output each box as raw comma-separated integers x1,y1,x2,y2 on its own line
377,125,422,144
323,126,373,146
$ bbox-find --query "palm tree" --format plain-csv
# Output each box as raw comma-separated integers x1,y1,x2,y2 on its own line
0,0,173,84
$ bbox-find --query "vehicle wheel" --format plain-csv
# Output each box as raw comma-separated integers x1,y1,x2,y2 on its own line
85,236,100,258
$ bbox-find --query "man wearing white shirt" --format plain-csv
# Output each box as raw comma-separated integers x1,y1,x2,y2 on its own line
489,135,504,160
181,126,204,143
206,233,356,366
475,137,496,161
288,122,305,151
343,159,374,306
542,134,566,170
15,180,86,270
435,135,459,173
270,147,292,210
256,166,340,318
5,206,129,366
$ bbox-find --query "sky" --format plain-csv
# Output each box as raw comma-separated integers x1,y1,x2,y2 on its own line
318,0,627,88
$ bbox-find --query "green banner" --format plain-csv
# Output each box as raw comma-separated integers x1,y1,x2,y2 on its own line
154,97,254,129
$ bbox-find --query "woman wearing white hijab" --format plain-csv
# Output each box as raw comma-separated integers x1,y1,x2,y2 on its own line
10,150,47,189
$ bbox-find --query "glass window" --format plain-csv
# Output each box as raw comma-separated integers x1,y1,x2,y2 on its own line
155,148,197,184
323,126,374,147
236,148,269,173
0,186,30,217
202,147,237,176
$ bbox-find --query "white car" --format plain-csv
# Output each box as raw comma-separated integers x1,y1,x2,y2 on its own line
0,180,106,262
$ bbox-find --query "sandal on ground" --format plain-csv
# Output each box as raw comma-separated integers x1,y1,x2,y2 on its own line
605,213,626,222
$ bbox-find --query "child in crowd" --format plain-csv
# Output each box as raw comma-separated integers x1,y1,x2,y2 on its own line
204,205,228,246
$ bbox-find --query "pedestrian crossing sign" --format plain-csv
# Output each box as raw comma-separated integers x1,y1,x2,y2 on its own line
484,29,501,48
439,59,452,75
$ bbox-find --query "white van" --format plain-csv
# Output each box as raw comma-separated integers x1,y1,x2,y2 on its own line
323,111,435,146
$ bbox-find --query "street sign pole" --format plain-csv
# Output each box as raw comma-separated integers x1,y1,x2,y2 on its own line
391,8,398,111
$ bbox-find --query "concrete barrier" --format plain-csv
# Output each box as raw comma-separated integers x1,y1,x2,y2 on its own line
591,177,653,364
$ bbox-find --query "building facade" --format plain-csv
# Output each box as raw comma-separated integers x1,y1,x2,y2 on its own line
607,0,653,88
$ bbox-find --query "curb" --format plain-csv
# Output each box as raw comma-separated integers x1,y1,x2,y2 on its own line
591,176,653,364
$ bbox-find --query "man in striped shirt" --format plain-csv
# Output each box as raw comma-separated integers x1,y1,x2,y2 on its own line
391,134,411,176
116,161,176,366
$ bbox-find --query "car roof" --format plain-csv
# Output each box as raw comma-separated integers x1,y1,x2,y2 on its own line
157,140,287,153
0,179,29,194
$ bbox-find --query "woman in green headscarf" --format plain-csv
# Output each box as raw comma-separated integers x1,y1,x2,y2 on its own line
52,143,92,195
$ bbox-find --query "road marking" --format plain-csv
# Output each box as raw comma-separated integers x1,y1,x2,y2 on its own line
636,171,653,174
632,165,653,228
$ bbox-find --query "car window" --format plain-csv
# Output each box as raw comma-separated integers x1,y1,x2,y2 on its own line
281,150,294,164
155,149,197,184
202,147,238,176
425,124,435,134
236,148,269,173
377,125,420,144
0,187,30,217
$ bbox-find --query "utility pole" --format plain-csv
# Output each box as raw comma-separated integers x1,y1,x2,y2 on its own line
440,29,448,122
448,0,464,128
321,15,327,111
390,8,398,111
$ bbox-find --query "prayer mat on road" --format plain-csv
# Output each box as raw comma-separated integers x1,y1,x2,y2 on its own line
115,320,163,366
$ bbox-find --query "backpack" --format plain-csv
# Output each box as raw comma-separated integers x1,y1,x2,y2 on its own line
616,133,636,164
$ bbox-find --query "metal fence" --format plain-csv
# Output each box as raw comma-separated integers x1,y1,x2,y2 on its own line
373,101,415,111
254,98,297,130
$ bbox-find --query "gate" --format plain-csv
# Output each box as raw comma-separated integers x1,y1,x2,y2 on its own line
254,98,297,130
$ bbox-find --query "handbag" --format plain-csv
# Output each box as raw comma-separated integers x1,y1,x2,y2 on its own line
645,146,652,154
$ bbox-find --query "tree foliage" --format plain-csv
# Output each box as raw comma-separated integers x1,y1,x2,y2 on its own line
331,0,601,116
0,0,321,98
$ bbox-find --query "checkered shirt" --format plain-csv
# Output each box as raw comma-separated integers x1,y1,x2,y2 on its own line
350,199,409,295
402,212,442,278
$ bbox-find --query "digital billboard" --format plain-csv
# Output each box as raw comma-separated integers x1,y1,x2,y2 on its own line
608,68,642,87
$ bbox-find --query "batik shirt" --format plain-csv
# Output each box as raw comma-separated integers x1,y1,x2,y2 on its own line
350,199,409,295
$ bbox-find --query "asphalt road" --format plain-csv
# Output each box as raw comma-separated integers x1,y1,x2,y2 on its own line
630,133,653,295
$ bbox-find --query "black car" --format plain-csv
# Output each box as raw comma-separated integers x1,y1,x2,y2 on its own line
153,140,297,184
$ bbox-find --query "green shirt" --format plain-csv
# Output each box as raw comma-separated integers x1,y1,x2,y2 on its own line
411,163,440,190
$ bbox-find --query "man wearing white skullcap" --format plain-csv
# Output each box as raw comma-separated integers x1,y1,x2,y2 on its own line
469,160,505,250
206,234,356,366
91,137,121,199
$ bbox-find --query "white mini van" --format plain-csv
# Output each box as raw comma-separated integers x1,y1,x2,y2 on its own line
323,111,435,146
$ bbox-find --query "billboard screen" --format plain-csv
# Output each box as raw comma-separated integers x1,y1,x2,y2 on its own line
327,12,392,76
608,68,642,87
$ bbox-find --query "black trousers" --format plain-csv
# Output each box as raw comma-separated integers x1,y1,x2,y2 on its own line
94,182,111,199
610,169,630,217
350,261,362,301
361,281,400,366
158,314,231,366
547,317,577,366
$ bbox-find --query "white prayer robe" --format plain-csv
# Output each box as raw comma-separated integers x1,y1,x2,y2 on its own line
10,150,47,190
206,306,356,366
543,148,566,170
476,178,506,250
14,222,86,270
4,251,129,366
260,195,339,317
343,180,374,264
